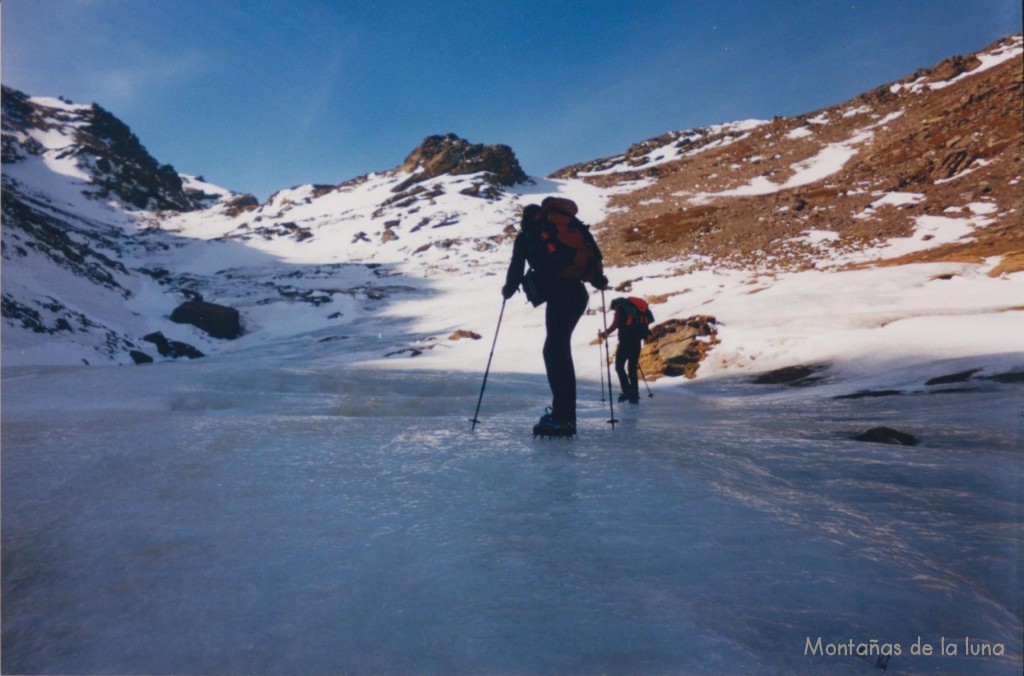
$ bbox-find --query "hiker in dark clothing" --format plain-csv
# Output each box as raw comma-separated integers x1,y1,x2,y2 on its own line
503,198,608,436
502,204,542,297
599,297,654,404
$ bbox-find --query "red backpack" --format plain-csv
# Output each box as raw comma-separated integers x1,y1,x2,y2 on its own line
614,297,655,338
532,198,601,282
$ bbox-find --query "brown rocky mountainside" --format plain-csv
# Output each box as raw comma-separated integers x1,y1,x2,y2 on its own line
555,35,1022,275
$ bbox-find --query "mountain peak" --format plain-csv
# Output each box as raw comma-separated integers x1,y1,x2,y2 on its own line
1,86,197,212
396,133,527,190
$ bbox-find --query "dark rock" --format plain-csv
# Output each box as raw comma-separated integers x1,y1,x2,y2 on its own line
385,347,423,357
166,340,204,359
2,294,49,333
142,331,171,353
76,103,195,211
752,364,829,386
853,427,919,446
835,389,903,399
170,300,241,339
142,331,204,359
129,350,153,364
925,368,982,386
982,370,1024,383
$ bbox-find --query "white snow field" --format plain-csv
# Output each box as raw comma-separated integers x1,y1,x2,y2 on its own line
2,342,1021,674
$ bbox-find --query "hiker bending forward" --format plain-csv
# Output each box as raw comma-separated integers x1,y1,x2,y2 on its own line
503,197,608,436
598,296,654,404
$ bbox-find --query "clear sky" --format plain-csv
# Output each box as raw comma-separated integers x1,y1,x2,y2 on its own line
3,0,1021,201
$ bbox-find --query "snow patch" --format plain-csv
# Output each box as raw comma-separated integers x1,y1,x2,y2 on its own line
891,36,1023,93
691,130,873,200
870,192,925,208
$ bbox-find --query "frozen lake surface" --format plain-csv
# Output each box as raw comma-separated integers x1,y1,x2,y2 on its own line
2,359,1021,674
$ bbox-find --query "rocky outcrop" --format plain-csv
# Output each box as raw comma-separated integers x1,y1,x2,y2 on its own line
853,427,919,446
77,104,196,211
751,364,829,387
1,87,39,162
639,315,718,379
169,300,242,339
394,134,527,192
223,193,260,216
2,86,201,212
129,350,154,364
142,331,204,359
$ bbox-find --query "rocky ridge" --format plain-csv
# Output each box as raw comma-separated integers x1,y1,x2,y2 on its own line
186,133,530,264
557,35,1022,277
1,86,202,212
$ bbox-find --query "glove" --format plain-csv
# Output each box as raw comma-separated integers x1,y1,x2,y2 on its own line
593,274,609,291
501,283,517,299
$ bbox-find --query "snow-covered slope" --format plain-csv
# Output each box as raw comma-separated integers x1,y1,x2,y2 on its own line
2,35,1022,391
0,90,630,369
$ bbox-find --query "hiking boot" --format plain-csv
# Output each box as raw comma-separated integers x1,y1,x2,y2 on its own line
535,419,576,437
535,407,556,425
533,410,576,438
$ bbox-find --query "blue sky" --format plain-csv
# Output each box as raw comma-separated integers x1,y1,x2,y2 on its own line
3,0,1021,200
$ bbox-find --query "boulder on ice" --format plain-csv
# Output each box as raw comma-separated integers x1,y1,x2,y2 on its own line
170,300,242,339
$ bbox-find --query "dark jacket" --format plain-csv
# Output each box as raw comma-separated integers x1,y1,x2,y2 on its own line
504,209,606,299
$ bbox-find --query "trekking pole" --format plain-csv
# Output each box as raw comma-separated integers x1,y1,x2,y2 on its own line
639,363,654,398
598,338,606,402
600,290,618,429
470,298,506,431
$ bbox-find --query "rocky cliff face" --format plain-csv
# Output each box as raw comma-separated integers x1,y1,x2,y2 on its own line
395,133,528,192
2,85,200,212
76,104,197,211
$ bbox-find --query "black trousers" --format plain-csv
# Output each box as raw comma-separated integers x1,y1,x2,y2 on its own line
543,279,589,423
615,338,642,396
